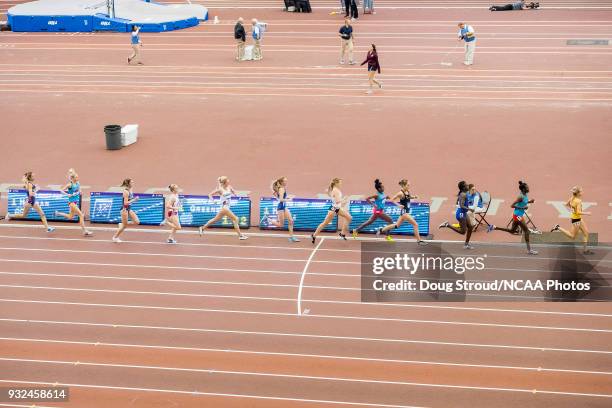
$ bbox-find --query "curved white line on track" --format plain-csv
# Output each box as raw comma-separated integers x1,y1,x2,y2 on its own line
298,237,325,315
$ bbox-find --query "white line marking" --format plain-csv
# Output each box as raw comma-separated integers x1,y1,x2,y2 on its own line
1,273,611,317
2,337,610,375
0,367,609,399
1,318,609,354
0,379,425,408
298,237,325,316
1,299,610,333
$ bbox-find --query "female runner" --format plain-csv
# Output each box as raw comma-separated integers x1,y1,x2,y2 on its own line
487,180,538,255
312,177,352,243
199,176,248,240
55,168,92,236
439,180,474,249
551,186,594,255
266,177,299,242
112,178,140,243
163,184,182,244
6,171,54,233
378,179,427,245
351,179,392,238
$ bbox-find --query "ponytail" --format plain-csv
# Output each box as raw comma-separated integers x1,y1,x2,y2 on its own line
328,178,341,194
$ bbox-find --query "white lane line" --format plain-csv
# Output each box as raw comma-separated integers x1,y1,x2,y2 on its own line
2,337,610,376
0,64,610,73
1,273,611,317
0,246,358,265
2,318,609,354
1,299,610,333
0,363,610,399
298,238,325,316
0,379,424,408
2,88,611,101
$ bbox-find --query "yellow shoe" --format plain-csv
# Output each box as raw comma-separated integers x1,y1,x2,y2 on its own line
352,229,358,239
386,235,395,242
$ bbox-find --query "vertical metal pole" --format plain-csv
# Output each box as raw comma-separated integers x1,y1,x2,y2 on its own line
111,0,116,19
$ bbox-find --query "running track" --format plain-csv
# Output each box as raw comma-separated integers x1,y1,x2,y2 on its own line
1,1,612,407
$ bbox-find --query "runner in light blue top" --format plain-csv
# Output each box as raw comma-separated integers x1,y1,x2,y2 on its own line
55,168,92,236
352,179,393,238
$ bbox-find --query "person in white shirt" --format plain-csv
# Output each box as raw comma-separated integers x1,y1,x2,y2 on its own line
457,22,476,66
252,19,263,61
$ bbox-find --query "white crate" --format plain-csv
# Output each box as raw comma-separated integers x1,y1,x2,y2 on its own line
121,124,138,146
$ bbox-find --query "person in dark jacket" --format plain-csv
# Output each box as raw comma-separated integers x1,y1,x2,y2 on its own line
490,1,539,11
361,44,381,94
344,0,358,20
234,17,246,61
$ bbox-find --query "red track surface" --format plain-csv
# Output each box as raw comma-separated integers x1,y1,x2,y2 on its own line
0,1,611,407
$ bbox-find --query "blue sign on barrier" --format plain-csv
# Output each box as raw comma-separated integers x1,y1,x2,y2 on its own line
349,200,430,236
7,189,79,223
259,197,338,232
89,192,164,225
178,195,251,228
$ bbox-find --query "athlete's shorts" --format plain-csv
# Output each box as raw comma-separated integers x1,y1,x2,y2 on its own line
27,196,35,206
571,218,582,224
512,214,523,222
328,206,340,214
167,210,178,218
277,202,286,211
373,207,384,215
455,209,467,221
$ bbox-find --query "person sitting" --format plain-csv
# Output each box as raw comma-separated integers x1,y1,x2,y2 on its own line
490,1,539,11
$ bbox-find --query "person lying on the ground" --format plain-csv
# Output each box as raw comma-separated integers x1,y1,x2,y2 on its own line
489,1,539,11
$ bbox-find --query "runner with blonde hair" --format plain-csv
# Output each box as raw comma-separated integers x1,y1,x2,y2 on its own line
551,186,594,254
163,184,182,244
6,171,55,233
199,176,248,240
55,168,92,236
312,177,352,244
266,176,299,242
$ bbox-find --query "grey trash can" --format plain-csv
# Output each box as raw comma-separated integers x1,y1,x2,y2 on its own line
104,124,122,150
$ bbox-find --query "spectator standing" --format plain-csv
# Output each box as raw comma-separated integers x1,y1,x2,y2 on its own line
457,22,476,66
252,19,263,60
339,18,355,65
128,25,143,65
234,17,246,61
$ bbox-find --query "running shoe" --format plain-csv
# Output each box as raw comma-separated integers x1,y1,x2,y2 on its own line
417,240,428,246
198,226,204,236
167,238,177,244
349,61,356,65
386,235,394,242
584,249,595,255
4,213,10,221
339,233,347,240
46,227,55,233
239,234,248,240
439,222,449,229
487,224,495,233
527,249,539,255
311,234,316,244
112,237,122,243
340,60,345,65
289,236,300,243
376,227,382,236
352,229,358,239
378,81,383,89
83,230,93,237
550,224,560,232
464,244,474,250
127,57,131,64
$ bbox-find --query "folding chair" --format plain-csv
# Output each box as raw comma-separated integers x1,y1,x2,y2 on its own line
505,212,540,235
473,191,491,231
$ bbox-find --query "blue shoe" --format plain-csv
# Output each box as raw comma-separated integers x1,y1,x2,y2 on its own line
487,224,495,233
289,236,300,243
47,227,55,233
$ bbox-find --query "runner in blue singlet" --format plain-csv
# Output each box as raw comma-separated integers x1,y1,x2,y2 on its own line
439,180,475,250
55,168,92,236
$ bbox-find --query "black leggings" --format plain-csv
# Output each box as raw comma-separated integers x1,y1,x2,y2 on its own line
491,4,514,10
345,0,358,18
